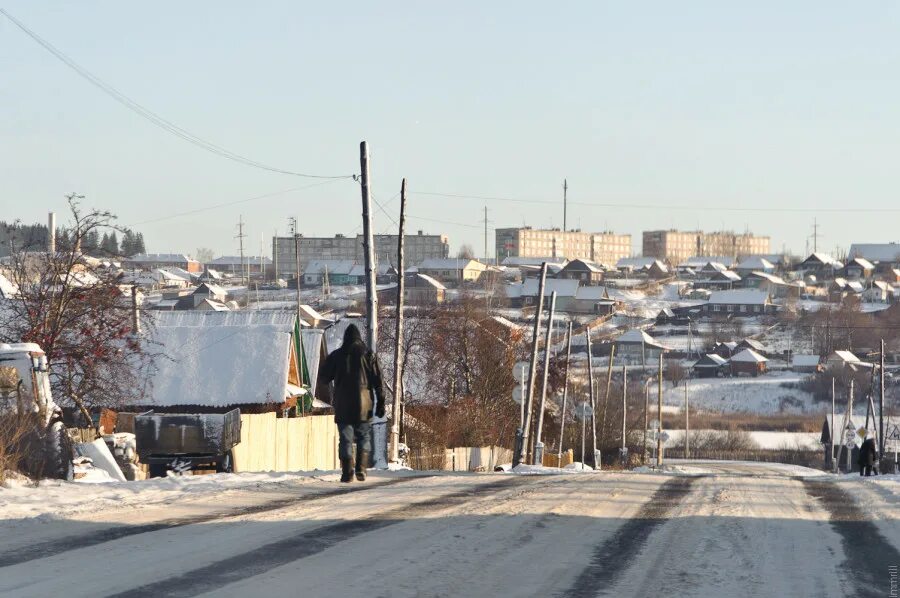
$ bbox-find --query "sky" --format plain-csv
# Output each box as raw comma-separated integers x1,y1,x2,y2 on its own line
3,2,900,260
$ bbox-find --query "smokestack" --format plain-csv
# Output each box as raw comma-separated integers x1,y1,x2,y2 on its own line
47,212,56,253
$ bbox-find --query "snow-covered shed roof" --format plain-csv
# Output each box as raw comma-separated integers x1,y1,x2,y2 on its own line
418,258,487,271
735,256,775,271
828,350,860,363
616,257,656,269
848,243,900,263
194,283,227,297
561,259,605,273
575,286,612,301
707,290,770,306
801,253,842,268
747,271,786,285
730,348,768,363
521,277,579,298
208,255,272,266
500,256,567,268
792,354,821,367
128,253,197,263
305,260,356,276
693,354,728,368
615,329,669,350
414,273,447,290
845,257,875,270
681,256,736,268
147,311,298,407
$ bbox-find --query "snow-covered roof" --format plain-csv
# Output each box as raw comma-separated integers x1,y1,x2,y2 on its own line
735,256,775,271
681,256,736,268
0,273,18,298
562,259,605,273
128,253,197,263
500,256,567,267
707,290,770,305
802,253,842,268
615,329,669,350
828,350,860,363
730,348,768,363
208,255,272,266
147,311,298,407
846,281,864,293
418,258,487,270
196,298,230,311
845,257,875,270
154,269,189,283
305,260,356,276
575,286,612,301
194,283,227,297
792,354,821,367
747,271,786,285
299,304,331,323
848,243,900,263
700,261,729,273
616,257,656,269
414,273,447,290
521,277,579,298
693,354,728,367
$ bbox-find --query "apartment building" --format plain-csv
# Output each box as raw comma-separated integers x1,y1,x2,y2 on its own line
642,230,770,264
272,232,449,280
495,227,631,265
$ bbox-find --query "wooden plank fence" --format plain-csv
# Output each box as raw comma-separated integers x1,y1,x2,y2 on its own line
232,413,339,473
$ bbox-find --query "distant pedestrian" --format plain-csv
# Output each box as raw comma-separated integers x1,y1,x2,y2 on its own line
858,436,879,477
321,324,385,483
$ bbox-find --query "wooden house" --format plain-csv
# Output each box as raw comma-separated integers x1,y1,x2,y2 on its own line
729,348,768,376
692,354,728,378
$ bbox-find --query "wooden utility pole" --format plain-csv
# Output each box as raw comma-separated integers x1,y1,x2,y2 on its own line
600,344,616,458
563,179,568,232
390,178,407,463
621,365,627,464
831,377,836,473
643,383,649,465
515,262,548,467
656,354,663,467
557,322,573,466
846,379,854,472
534,291,557,464
359,141,378,350
684,369,690,459
881,338,886,456
585,328,599,469
483,206,489,264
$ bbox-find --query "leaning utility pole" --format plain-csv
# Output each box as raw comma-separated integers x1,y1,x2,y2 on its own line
656,354,663,467
557,322,573,466
586,328,602,469
534,291,557,464
359,141,378,350
515,262,548,467
390,179,407,463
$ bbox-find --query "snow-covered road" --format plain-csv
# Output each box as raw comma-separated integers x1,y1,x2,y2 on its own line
2,462,898,597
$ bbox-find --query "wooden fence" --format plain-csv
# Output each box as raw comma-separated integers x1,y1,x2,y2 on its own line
232,413,339,473
409,445,514,471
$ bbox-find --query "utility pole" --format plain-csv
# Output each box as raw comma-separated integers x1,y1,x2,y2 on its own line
515,262,548,467
534,291,557,464
558,322,573,467
831,377,836,473
643,383,649,465
657,353,663,467
390,178,407,463
847,379,854,473
601,343,616,454
563,179,568,232
236,215,247,286
881,338,886,457
482,206,489,264
621,365,627,465
294,227,302,332
359,141,378,350
812,218,819,254
585,328,600,469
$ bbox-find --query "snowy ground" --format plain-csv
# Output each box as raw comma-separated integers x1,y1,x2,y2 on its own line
1,462,899,597
663,371,818,415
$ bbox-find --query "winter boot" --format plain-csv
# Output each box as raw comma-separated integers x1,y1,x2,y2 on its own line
340,458,354,483
355,450,369,481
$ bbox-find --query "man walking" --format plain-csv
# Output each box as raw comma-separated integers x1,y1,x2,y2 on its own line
321,323,385,482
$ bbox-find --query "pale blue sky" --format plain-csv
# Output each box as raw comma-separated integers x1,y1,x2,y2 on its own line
3,2,900,258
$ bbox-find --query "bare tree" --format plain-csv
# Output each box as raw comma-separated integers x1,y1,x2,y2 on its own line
0,195,156,424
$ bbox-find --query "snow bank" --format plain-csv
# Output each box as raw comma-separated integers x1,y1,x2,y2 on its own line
0,470,328,522
511,464,593,475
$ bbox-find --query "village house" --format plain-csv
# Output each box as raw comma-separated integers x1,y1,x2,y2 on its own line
206,255,272,275
702,289,774,317
734,256,776,275
825,350,874,372
729,348,768,376
840,257,875,280
124,253,202,273
417,258,488,284
555,259,605,285
303,260,356,286
796,253,842,279
791,354,822,373
848,243,900,271
864,280,894,303
828,278,864,302
712,341,739,359
692,353,728,378
379,272,446,305
614,329,670,364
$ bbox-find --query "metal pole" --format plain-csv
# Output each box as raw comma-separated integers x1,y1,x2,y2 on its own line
359,141,378,350
581,407,586,470
534,291,557,464
643,383,649,465
294,233,302,327
515,262,548,467
558,322,573,466
390,178,407,463
657,353,663,467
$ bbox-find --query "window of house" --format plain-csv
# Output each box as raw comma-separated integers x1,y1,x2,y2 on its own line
739,305,747,313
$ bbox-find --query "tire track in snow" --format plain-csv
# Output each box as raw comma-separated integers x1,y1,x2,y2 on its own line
804,479,900,597
109,476,537,598
0,476,422,568
560,475,699,598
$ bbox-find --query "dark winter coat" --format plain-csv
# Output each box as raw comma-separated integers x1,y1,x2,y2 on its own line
321,324,385,425
858,438,878,467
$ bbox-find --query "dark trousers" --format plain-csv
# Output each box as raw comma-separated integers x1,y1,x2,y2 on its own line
860,465,878,476
338,421,371,463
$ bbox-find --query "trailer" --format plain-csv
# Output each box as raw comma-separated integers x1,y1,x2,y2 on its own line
134,409,241,477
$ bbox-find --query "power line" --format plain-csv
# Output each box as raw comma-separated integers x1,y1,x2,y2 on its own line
410,190,900,214
127,178,344,227
0,8,353,180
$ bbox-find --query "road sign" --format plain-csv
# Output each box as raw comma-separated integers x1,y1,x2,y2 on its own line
512,384,524,405
575,402,593,421
844,430,858,448
512,362,529,382
857,427,869,439
887,425,900,441
649,419,660,431
659,431,670,443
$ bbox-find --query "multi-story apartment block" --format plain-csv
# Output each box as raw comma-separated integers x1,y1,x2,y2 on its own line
272,232,449,280
495,228,631,265
642,230,770,265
